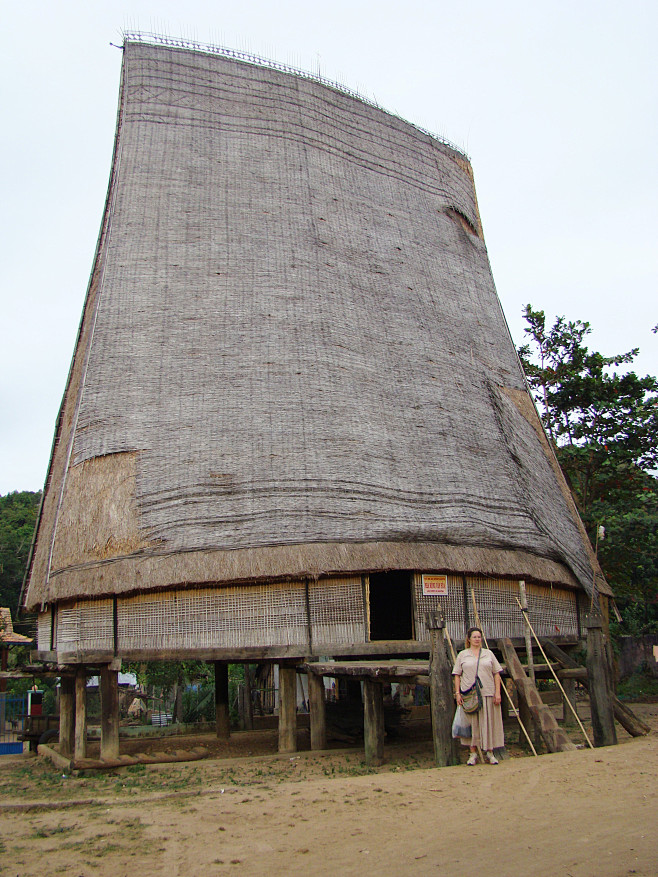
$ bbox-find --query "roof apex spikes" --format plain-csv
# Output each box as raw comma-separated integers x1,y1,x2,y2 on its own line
121,30,469,162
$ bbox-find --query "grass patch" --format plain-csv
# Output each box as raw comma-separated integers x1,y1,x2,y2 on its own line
29,825,75,839
617,669,658,701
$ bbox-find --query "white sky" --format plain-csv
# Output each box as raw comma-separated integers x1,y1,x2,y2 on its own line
1,0,656,495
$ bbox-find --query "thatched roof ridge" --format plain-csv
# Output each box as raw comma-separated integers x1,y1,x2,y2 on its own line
24,41,607,610
0,608,33,644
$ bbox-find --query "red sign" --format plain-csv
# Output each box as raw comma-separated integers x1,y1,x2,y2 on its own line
422,574,448,596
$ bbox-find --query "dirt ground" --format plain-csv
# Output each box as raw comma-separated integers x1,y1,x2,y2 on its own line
1,702,657,877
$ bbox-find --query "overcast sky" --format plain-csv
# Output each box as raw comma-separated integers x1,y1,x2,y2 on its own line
1,0,656,495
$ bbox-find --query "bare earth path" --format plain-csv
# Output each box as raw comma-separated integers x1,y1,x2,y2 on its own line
1,703,657,877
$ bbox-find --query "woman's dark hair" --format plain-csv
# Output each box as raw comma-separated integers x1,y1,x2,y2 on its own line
465,626,483,647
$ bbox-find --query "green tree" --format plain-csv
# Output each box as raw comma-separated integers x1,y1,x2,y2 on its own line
518,305,658,631
0,491,41,624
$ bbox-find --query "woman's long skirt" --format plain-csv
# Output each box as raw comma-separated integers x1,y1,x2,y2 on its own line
459,696,504,750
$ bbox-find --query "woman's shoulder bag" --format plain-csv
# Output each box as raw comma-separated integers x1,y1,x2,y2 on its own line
460,650,483,714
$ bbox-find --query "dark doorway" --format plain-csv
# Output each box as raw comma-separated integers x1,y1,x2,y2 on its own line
369,571,413,640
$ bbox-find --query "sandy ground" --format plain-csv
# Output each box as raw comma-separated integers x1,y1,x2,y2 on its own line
1,703,657,877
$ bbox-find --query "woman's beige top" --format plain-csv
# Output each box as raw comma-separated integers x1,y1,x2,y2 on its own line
452,648,503,696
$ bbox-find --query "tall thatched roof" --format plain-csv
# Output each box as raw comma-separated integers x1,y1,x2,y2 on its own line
23,38,607,611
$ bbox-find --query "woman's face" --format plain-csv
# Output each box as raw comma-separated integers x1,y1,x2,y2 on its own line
469,630,482,648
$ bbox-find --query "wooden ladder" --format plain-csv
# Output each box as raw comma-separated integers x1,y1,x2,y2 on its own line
498,637,576,752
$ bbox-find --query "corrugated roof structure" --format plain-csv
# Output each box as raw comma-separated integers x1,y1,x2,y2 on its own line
23,37,605,619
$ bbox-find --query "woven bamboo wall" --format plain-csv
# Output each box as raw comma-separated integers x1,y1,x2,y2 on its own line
308,576,366,646
37,609,52,652
413,573,467,643
57,598,115,653
42,573,579,655
48,577,367,654
413,574,580,645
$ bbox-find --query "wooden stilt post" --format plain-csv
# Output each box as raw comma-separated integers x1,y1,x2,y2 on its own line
519,582,535,685
561,678,577,726
308,672,327,751
586,614,617,747
426,610,459,767
214,662,230,739
58,675,75,758
500,680,510,721
363,678,384,766
243,664,254,731
542,638,650,737
99,665,120,760
518,697,534,748
74,667,87,762
278,664,297,754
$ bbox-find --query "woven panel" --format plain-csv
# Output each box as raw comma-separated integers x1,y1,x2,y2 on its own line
309,576,365,646
469,577,528,641
56,603,80,652
37,611,52,652
527,583,579,637
52,577,580,653
413,573,465,644
117,582,308,650
415,574,580,645
78,599,114,651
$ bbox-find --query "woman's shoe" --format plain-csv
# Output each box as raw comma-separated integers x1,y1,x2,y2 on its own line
486,751,499,765
467,752,478,765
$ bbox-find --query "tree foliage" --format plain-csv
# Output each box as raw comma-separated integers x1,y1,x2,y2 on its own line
518,305,658,631
0,491,41,624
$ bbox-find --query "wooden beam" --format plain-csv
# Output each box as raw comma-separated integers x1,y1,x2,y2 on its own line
556,667,588,680
99,666,120,761
301,660,428,679
74,667,87,762
363,678,384,766
214,662,230,740
278,665,297,754
498,638,576,753
308,673,327,751
585,615,617,747
541,638,650,737
40,636,581,667
59,674,75,758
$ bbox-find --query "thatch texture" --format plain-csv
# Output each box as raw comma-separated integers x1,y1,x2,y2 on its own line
24,40,605,611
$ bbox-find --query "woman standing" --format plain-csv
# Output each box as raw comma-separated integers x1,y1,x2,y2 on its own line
453,626,504,765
